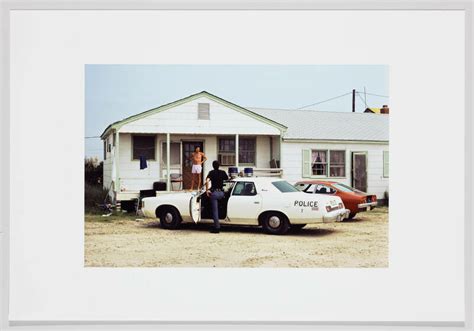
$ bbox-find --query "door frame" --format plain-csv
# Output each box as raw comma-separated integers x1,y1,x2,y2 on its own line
351,151,368,191
181,140,205,189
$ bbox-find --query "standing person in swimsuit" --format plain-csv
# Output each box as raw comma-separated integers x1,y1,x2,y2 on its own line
189,146,207,191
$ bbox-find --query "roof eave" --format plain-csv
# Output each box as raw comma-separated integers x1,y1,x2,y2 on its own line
99,91,287,138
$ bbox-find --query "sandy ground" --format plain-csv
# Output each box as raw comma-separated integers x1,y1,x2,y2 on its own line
84,207,388,268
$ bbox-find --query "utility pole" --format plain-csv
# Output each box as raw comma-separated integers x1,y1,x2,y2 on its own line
352,89,356,112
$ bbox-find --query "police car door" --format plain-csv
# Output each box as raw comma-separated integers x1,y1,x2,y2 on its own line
227,181,262,224
189,192,201,223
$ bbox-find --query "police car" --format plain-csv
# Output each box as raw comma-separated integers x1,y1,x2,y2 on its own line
140,177,350,235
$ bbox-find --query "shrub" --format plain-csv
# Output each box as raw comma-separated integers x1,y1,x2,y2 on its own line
85,157,103,185
85,158,108,213
85,182,110,214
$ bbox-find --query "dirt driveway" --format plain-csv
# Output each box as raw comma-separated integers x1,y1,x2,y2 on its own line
85,207,388,268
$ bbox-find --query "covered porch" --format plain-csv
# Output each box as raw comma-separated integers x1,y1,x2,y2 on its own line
112,132,283,198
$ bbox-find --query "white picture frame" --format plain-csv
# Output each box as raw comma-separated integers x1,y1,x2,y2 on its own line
1,1,472,330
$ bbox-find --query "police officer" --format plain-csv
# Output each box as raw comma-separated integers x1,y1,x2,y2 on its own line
205,160,229,233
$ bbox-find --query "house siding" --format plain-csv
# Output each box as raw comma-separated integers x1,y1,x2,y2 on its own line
118,96,281,136
280,140,389,199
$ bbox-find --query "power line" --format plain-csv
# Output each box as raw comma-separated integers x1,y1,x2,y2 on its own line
356,92,367,109
85,136,101,139
359,91,389,98
297,92,352,110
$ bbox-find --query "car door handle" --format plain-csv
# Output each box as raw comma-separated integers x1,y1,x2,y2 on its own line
254,201,260,204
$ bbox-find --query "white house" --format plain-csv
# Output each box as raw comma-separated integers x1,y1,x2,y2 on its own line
100,91,389,205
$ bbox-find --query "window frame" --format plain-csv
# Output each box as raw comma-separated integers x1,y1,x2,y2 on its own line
232,181,258,196
131,134,156,161
217,136,236,166
311,149,329,177
309,149,347,179
329,150,346,178
160,141,182,166
238,136,257,166
103,140,107,160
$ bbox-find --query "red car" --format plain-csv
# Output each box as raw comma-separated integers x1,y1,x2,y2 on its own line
295,181,377,219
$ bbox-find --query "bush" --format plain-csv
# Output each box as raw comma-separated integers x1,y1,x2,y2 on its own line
85,157,103,185
85,182,110,214
85,158,108,213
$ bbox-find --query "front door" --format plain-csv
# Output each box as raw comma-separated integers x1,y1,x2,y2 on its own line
182,141,204,190
352,152,368,192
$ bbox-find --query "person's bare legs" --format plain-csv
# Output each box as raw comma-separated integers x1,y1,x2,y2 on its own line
197,173,201,190
190,173,195,191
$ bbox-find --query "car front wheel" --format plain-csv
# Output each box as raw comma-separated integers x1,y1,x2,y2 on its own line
262,212,290,235
158,207,181,229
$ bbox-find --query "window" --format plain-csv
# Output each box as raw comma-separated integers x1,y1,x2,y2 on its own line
332,183,356,193
103,140,107,160
295,183,310,192
311,150,327,176
161,142,181,165
132,135,155,160
218,137,235,166
239,137,256,165
272,180,300,193
198,103,210,120
383,151,389,177
232,182,257,196
330,151,345,177
308,150,346,177
332,182,365,194
315,184,336,194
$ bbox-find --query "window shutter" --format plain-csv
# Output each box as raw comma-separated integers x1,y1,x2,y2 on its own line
198,103,210,120
383,151,389,177
302,149,311,178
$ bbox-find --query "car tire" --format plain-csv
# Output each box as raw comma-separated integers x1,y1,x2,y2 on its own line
262,212,290,235
348,212,357,220
291,224,306,230
158,206,181,229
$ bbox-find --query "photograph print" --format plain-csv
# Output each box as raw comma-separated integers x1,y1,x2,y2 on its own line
84,65,389,268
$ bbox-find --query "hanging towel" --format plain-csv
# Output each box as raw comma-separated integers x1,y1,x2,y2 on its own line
139,155,148,170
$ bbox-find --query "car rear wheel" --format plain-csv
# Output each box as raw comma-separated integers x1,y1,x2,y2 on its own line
158,206,181,229
347,212,357,220
262,212,290,235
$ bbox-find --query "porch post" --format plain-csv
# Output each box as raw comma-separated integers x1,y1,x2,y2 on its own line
279,134,283,172
235,134,239,169
115,131,120,191
166,133,171,192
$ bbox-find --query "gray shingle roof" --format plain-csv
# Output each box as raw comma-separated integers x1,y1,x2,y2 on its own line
248,107,389,142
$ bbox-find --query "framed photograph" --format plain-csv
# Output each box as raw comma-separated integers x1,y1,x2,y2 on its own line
1,1,472,329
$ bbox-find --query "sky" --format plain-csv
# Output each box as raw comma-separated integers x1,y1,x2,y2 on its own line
85,65,389,159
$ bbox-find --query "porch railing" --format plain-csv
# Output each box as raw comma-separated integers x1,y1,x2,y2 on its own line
252,168,283,177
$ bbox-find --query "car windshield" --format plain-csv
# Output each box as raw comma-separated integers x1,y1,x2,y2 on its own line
272,181,300,193
333,183,364,193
